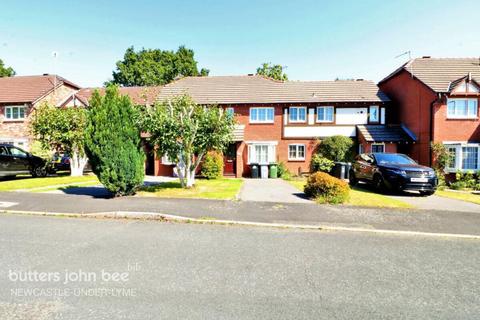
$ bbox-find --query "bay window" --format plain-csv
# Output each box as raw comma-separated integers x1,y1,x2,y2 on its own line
447,99,478,119
288,144,305,161
250,107,274,123
444,144,480,171
289,107,306,123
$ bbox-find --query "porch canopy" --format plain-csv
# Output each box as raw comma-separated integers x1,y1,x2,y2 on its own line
357,125,416,143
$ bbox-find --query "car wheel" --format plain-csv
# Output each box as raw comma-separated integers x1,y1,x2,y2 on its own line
420,190,435,196
373,174,385,192
349,170,358,186
32,166,47,178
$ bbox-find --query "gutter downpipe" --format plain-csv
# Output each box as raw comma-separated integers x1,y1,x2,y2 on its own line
429,93,442,167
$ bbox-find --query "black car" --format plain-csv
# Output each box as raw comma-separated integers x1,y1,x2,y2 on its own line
0,144,48,178
349,153,437,195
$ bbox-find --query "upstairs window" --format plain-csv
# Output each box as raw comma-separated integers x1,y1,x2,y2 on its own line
5,106,26,120
316,106,334,122
369,106,379,123
289,107,306,123
226,107,234,117
250,107,274,123
447,99,478,119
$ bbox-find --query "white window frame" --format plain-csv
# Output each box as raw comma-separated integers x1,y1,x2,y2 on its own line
447,98,478,119
369,105,380,123
316,106,334,123
0,138,28,149
358,144,364,154
443,143,480,172
371,143,385,153
288,106,307,123
4,105,26,121
249,107,274,123
288,144,306,161
247,142,277,164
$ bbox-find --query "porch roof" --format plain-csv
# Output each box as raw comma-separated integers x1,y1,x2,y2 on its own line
357,125,416,143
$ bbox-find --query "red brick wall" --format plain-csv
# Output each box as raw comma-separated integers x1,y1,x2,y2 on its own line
432,96,480,142
379,70,437,165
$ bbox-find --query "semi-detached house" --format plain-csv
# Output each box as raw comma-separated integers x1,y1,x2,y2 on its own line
379,57,480,175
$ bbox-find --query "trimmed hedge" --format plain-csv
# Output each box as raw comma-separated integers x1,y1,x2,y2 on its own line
304,171,350,204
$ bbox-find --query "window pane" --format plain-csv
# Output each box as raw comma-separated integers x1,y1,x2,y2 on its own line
12,107,19,119
462,147,478,170
298,145,305,158
258,108,266,121
299,108,306,121
290,108,297,121
317,107,325,121
447,101,455,116
6,108,12,119
326,107,333,121
456,100,467,116
372,144,384,153
447,147,456,168
289,145,296,158
250,108,257,121
267,108,274,121
369,106,379,122
19,107,25,119
468,100,477,116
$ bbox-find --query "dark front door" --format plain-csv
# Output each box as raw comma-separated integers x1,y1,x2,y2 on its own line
223,143,236,176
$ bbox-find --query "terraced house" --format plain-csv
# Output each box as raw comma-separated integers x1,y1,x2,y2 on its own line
0,74,81,149
379,57,480,173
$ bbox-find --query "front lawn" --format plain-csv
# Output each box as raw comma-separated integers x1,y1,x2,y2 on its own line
0,173,99,192
287,178,412,208
137,178,243,200
436,189,480,205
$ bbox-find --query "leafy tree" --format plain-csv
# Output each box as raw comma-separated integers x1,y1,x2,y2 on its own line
318,135,354,162
85,86,145,196
108,46,209,86
0,58,15,77
431,142,450,173
139,94,235,188
30,104,88,176
256,62,288,81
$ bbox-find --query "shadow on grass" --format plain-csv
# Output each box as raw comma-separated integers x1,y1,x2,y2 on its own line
0,171,72,182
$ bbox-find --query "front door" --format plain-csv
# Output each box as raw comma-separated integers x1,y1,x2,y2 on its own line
223,143,236,176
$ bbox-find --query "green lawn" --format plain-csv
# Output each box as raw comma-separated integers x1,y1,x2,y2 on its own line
287,178,412,208
0,174,99,192
138,178,243,200
436,189,480,205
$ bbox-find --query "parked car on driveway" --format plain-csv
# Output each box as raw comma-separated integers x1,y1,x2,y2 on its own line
52,153,71,172
349,153,437,196
0,144,48,178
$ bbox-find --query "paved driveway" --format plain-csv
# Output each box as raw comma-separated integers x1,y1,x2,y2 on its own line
239,178,312,204
387,192,480,213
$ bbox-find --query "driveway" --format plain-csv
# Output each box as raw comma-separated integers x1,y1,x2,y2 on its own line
239,178,311,203
387,192,480,213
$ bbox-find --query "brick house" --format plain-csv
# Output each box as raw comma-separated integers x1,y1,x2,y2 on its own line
149,75,402,177
0,74,81,149
379,57,480,173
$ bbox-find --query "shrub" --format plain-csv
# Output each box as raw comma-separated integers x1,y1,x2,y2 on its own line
310,154,334,173
304,171,350,204
452,170,478,190
277,162,292,180
85,86,145,196
201,151,224,179
318,135,354,162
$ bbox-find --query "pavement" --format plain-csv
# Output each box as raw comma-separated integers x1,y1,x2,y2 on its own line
0,214,479,319
239,178,312,203
1,191,480,237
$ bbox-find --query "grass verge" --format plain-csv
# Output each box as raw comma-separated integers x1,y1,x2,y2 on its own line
287,178,413,208
137,178,243,200
436,190,480,205
0,174,99,192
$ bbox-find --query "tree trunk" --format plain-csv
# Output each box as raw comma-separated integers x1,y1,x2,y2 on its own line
70,151,88,177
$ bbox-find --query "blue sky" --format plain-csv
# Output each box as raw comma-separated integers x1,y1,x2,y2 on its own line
1,0,479,87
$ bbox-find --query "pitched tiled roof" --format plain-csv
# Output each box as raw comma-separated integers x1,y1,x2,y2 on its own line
357,125,416,143
76,86,162,106
380,57,480,93
157,75,390,104
0,74,80,104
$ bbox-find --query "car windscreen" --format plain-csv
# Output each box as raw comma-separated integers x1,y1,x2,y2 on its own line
374,153,416,165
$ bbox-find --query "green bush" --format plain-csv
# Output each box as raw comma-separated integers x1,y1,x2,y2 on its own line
451,170,479,190
85,86,145,196
318,135,354,162
304,171,350,204
201,151,224,179
310,154,334,173
277,162,292,180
